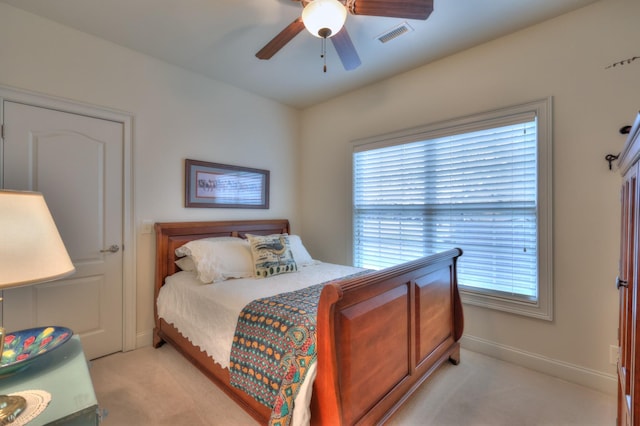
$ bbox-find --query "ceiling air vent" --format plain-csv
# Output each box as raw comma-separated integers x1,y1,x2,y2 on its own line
376,22,414,44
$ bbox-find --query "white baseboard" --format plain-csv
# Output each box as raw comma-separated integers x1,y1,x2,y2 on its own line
132,328,616,395
460,335,617,395
136,329,154,349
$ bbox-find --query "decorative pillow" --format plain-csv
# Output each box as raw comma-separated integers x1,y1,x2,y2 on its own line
246,234,297,278
175,237,253,283
288,235,314,266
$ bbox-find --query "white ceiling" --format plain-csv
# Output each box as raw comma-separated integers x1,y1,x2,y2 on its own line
2,0,600,108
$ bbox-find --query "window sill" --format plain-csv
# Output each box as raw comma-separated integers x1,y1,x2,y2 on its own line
460,288,553,321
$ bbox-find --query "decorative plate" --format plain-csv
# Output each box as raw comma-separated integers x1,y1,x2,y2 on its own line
0,326,73,376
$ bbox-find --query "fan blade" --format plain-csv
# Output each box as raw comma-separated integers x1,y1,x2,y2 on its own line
331,28,361,71
350,0,433,20
256,18,305,60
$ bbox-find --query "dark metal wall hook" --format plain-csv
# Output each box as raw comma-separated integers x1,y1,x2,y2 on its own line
605,153,620,170
606,124,632,170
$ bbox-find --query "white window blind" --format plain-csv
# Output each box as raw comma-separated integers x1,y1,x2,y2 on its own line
353,114,539,302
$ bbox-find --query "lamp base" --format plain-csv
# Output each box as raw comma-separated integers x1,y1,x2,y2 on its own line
0,395,26,425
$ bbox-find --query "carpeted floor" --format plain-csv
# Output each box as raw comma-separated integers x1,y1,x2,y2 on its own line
89,345,616,425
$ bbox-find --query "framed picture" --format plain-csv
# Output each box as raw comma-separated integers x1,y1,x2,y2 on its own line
185,159,270,209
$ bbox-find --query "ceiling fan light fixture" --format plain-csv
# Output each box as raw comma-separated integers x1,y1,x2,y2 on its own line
302,0,347,39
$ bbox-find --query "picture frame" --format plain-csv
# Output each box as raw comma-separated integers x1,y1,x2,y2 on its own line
185,159,270,209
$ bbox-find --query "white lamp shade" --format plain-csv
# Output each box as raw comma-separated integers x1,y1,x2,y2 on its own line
302,0,347,38
0,190,75,288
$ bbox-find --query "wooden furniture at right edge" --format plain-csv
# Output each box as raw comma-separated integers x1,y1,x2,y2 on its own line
617,112,640,426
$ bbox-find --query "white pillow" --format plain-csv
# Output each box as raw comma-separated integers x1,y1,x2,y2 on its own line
175,237,253,283
288,235,314,266
175,256,196,272
175,236,241,257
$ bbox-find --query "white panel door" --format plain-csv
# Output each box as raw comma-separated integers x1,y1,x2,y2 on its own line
2,101,123,360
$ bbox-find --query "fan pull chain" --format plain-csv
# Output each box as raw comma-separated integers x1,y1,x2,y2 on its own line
321,38,327,73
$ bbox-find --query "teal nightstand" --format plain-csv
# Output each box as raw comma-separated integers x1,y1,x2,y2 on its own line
0,335,99,425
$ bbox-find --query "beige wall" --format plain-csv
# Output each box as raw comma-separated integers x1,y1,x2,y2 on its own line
299,0,640,393
0,4,300,347
1,0,637,395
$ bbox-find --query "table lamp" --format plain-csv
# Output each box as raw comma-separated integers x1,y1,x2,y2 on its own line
0,190,75,424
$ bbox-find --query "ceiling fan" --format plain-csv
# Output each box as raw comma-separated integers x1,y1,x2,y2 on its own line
256,0,434,71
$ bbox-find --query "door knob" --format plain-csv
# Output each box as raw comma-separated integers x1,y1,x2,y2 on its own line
100,244,120,253
617,276,629,289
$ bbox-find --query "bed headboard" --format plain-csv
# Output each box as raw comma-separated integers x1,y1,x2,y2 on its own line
154,219,290,295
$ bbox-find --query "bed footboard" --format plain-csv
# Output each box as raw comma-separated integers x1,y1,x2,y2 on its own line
313,248,463,425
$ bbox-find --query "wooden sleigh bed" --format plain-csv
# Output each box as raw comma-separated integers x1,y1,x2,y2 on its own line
153,219,464,425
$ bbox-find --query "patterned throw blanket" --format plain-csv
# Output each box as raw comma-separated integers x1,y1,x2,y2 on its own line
229,272,369,426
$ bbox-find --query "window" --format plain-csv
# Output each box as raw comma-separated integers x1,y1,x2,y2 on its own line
352,99,553,320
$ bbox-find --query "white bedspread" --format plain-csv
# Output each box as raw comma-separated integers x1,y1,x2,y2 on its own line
156,261,363,425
